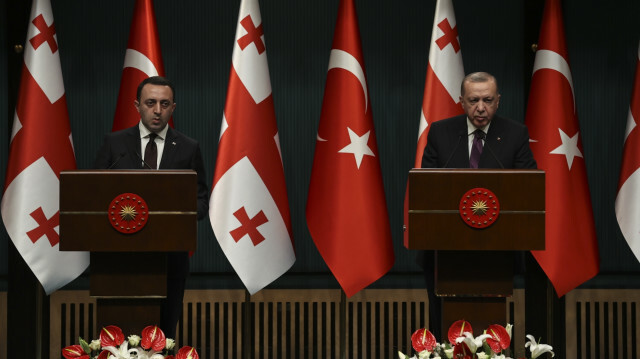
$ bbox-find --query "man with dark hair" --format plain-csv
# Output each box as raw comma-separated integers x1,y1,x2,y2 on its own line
420,72,536,340
94,76,209,338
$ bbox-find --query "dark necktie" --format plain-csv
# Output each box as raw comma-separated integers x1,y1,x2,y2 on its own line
144,133,158,169
469,129,484,169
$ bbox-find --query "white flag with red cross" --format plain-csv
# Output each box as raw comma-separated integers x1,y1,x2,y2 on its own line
403,0,465,246
210,0,295,295
1,0,89,295
616,41,640,263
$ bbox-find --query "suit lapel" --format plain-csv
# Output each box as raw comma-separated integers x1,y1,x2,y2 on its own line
125,126,143,168
159,128,178,169
480,116,504,168
451,116,470,168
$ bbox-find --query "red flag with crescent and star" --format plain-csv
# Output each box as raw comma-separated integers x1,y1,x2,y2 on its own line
306,0,394,297
210,0,295,295
404,0,465,246
616,41,640,263
112,0,168,132
525,0,600,297
1,0,89,294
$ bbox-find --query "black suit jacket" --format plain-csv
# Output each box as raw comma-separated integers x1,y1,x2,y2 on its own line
93,125,209,219
421,114,537,169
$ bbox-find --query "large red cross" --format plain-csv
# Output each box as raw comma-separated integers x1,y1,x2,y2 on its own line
237,15,265,55
230,207,268,246
26,207,60,247
29,14,58,53
435,18,460,53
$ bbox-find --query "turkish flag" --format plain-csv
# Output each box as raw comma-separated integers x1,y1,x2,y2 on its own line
112,0,167,132
306,0,394,297
210,0,295,295
404,0,465,246
616,41,640,263
1,0,89,294
525,0,600,297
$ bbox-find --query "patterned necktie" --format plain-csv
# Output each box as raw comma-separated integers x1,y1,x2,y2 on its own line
469,129,484,169
144,133,158,169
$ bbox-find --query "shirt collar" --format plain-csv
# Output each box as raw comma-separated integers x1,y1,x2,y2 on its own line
138,121,169,140
466,117,490,136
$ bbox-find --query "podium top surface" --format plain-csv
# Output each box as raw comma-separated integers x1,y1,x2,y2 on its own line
407,169,545,250
59,170,198,252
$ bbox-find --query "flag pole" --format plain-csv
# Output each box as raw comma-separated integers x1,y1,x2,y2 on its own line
340,289,346,359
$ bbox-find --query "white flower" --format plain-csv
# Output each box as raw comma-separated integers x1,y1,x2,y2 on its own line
397,352,417,359
525,335,555,358
418,349,431,359
455,332,491,353
444,348,454,359
505,324,513,339
89,339,101,351
165,338,176,350
476,352,489,359
128,335,141,347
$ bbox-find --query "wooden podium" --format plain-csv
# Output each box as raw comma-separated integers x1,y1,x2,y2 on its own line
59,170,198,334
407,169,544,335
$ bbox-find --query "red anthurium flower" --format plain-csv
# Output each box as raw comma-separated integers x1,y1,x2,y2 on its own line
165,356,175,359
96,350,110,359
61,344,89,359
410,328,437,352
448,320,473,344
100,325,125,347
485,324,511,353
141,325,167,351
452,342,475,359
176,346,200,359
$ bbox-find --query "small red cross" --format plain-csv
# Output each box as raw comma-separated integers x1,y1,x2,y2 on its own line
435,18,460,53
237,15,265,55
29,14,58,53
26,207,60,247
230,207,268,246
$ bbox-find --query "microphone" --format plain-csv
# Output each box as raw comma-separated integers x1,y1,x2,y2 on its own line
107,152,127,169
135,151,154,169
443,130,465,168
477,132,505,169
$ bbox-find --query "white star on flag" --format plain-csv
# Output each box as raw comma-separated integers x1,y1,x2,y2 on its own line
549,128,583,170
338,127,374,169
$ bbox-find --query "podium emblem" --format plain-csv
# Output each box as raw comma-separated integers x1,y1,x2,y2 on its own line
459,188,500,229
109,193,149,233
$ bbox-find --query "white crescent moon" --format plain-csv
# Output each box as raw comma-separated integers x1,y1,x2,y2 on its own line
327,49,368,112
122,49,159,77
532,49,575,112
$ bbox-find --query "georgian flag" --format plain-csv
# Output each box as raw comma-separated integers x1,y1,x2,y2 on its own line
404,0,465,245
1,0,89,294
210,0,295,295
616,41,640,263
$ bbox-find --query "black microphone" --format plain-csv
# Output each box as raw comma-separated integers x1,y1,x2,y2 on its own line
477,132,505,169
107,152,127,169
443,130,465,168
135,151,154,169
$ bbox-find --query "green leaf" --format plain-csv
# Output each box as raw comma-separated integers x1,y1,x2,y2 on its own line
79,337,91,354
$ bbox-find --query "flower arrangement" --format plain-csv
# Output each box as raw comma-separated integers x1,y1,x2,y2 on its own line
398,320,554,359
61,325,199,359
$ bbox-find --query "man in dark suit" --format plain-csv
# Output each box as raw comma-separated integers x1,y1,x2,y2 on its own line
94,76,209,339
420,72,536,340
